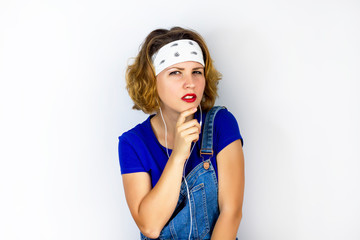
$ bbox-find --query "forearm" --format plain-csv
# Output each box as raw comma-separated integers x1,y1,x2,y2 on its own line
137,155,185,237
211,211,242,240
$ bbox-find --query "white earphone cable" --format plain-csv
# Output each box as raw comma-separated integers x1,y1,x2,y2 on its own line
159,105,202,240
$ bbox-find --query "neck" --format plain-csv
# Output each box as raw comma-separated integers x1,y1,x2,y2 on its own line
151,108,195,149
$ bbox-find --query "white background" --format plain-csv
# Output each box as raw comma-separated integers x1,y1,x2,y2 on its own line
1,0,359,239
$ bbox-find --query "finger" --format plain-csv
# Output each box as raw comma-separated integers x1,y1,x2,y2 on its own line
185,133,200,143
180,126,200,138
177,119,201,132
178,124,201,137
176,108,198,127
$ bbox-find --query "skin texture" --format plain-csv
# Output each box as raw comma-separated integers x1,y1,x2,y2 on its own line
122,61,244,239
211,139,244,239
153,61,205,156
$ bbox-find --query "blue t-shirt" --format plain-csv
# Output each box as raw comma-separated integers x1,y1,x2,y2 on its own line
118,108,243,188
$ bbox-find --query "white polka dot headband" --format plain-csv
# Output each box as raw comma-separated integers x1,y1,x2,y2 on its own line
151,39,205,76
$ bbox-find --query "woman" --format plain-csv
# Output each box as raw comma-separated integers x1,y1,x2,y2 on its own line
118,27,244,240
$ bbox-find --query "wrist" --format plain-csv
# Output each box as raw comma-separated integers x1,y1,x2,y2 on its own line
169,153,186,166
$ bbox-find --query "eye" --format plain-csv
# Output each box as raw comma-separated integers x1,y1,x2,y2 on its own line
193,70,203,75
169,71,181,75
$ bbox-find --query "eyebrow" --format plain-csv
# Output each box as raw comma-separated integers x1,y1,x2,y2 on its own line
167,67,204,71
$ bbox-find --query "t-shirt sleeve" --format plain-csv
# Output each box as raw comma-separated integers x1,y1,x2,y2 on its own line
118,133,147,174
214,108,243,156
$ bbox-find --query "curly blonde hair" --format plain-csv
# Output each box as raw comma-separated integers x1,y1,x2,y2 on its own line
125,27,222,114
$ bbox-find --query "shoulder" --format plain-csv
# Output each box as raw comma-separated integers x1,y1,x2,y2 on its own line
213,107,239,130
210,106,243,154
118,115,152,144
118,116,154,174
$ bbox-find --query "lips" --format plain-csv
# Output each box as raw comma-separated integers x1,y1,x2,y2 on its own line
181,93,197,103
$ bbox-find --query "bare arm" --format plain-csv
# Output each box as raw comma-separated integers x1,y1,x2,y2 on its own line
122,154,185,238
211,139,245,240
122,108,200,239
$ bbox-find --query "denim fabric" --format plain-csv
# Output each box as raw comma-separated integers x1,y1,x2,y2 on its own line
140,160,219,240
140,107,238,240
200,106,225,156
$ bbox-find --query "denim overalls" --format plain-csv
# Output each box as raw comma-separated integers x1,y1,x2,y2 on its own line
141,107,238,240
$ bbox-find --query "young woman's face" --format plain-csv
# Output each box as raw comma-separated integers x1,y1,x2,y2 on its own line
156,61,205,114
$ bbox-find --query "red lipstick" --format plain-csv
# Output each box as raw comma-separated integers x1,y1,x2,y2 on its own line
181,94,197,103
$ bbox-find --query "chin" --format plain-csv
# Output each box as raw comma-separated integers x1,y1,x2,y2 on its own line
183,102,200,111
172,99,201,113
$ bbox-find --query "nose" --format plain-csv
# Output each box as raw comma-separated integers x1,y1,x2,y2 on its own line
183,74,195,89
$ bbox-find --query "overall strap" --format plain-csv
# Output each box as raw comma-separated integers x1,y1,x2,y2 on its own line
200,106,225,159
